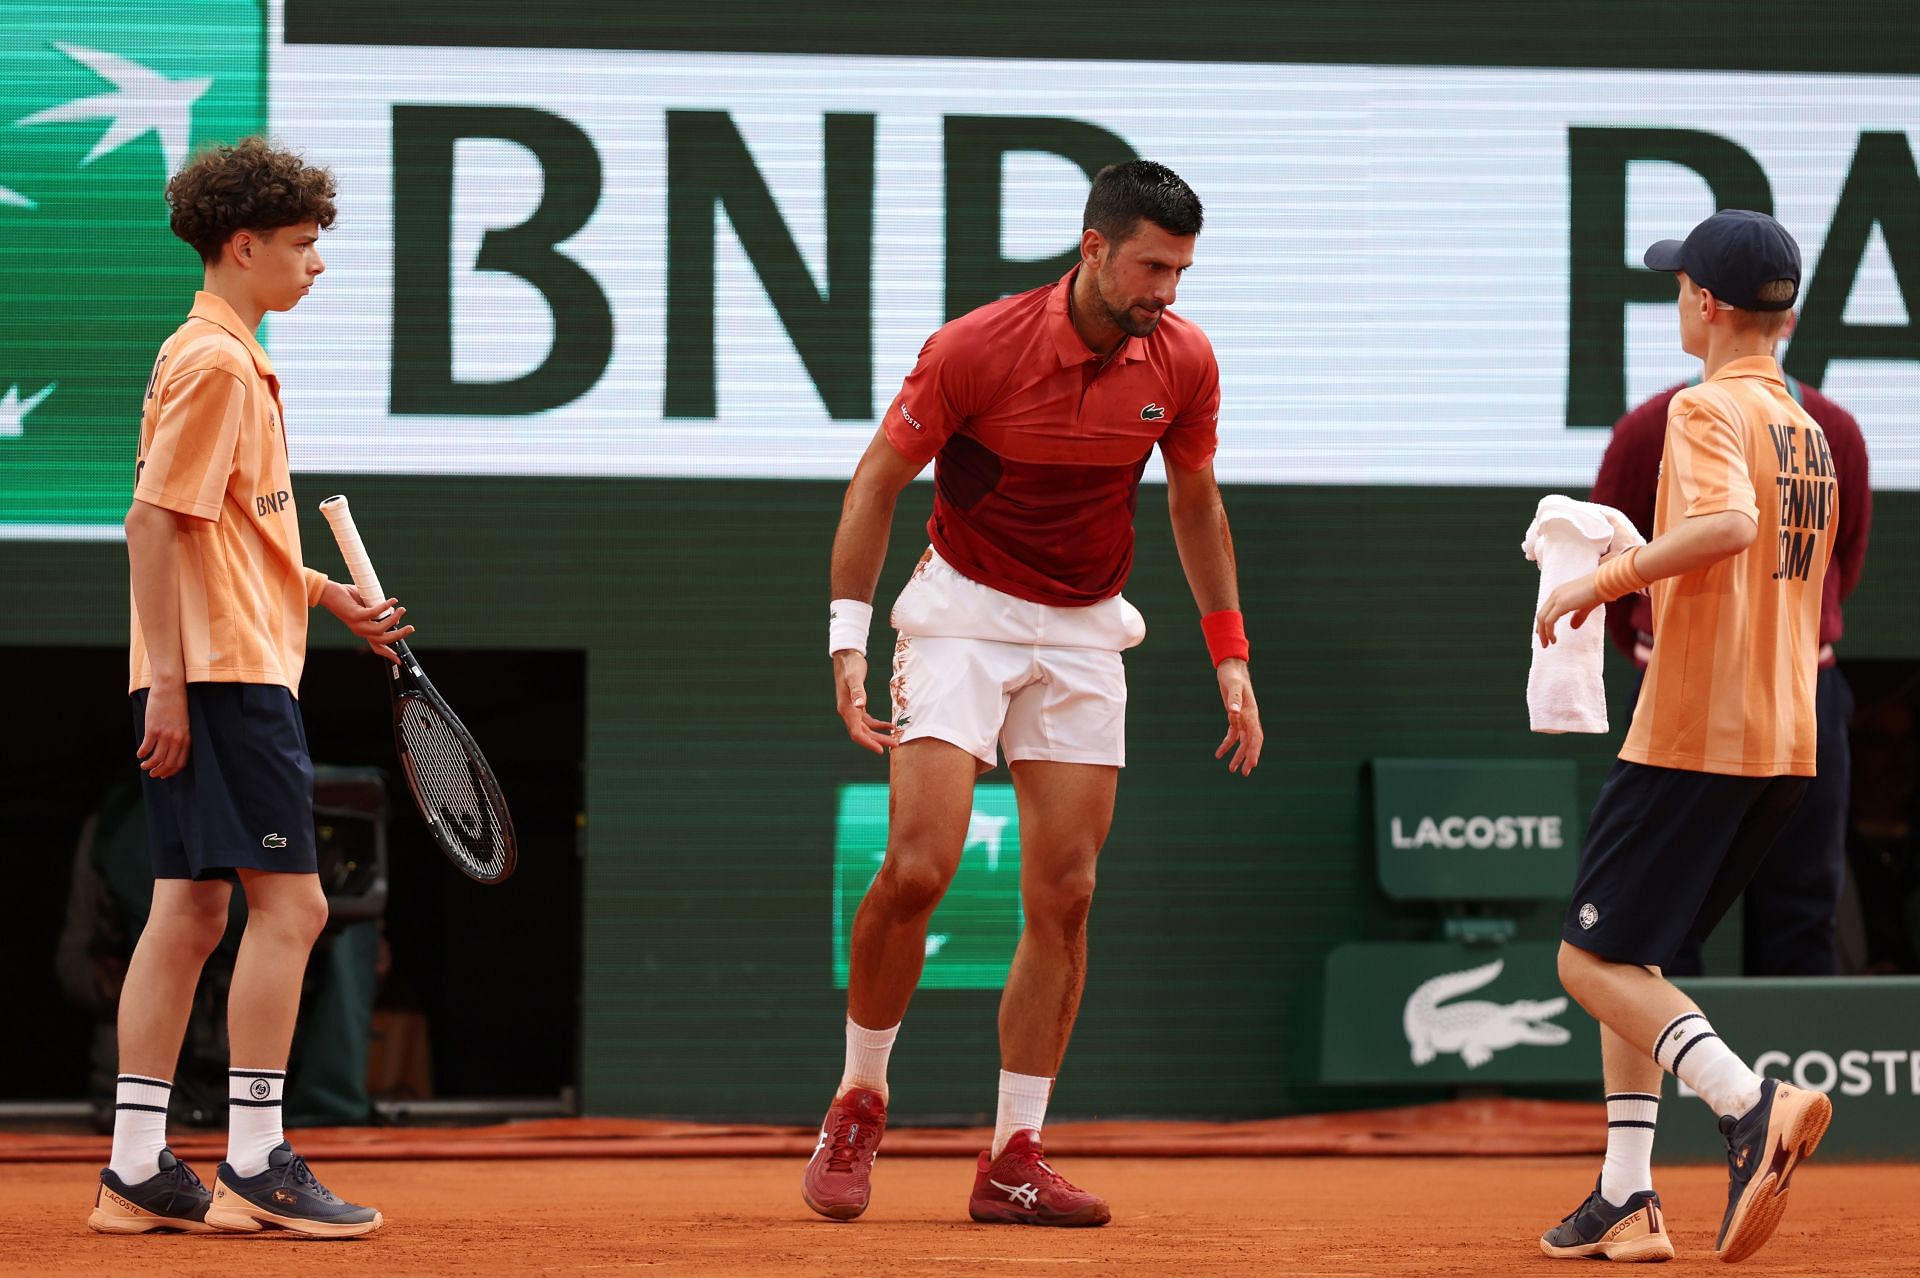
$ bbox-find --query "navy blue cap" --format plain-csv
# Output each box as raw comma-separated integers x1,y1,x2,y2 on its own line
1643,209,1801,311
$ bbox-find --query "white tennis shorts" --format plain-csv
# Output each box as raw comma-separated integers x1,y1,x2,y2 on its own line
887,549,1146,771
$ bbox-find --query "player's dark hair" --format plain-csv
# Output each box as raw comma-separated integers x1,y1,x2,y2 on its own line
1083,160,1203,246
165,137,336,263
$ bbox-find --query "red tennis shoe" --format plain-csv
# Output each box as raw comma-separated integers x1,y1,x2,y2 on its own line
801,1087,887,1221
968,1130,1111,1227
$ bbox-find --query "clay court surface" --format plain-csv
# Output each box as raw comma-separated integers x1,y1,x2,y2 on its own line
4,1154,1917,1276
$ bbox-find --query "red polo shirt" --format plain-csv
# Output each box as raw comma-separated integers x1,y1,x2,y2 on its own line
881,268,1220,607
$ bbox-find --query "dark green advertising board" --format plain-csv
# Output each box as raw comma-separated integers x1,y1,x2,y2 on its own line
1322,943,1597,1084
1371,759,1580,901
1324,944,1920,1159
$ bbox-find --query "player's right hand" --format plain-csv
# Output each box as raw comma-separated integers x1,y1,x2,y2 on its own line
136,681,191,779
833,650,896,755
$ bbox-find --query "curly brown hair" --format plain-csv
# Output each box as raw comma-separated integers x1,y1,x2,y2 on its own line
165,137,336,263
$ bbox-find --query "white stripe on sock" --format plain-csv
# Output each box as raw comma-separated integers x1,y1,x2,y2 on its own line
227,1068,286,1178
1653,1016,1761,1119
1600,1092,1658,1206
109,1076,172,1184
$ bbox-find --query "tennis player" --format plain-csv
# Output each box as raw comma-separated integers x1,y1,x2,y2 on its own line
1536,210,1836,1263
90,139,404,1238
805,160,1260,1226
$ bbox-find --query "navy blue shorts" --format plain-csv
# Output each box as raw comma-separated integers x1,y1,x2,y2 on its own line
131,683,317,881
1562,759,1809,967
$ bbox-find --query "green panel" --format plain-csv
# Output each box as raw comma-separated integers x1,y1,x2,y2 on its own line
1322,943,1597,1084
5,482,1914,1119
1661,978,1920,1163
0,1,266,534
284,1,1920,76
1371,759,1579,902
833,784,1022,990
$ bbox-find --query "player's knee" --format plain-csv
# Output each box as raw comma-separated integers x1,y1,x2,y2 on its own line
170,901,232,959
1556,941,1594,1000
252,881,331,944
149,889,231,958
1026,862,1098,931
873,853,954,919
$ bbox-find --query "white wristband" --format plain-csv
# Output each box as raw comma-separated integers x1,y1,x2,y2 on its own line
829,598,873,657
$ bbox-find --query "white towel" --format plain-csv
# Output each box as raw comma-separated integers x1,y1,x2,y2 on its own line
1522,495,1647,734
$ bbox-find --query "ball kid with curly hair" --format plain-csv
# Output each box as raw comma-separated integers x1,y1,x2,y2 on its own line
93,138,409,1239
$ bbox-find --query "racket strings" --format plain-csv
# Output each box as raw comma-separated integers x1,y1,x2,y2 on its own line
399,696,509,878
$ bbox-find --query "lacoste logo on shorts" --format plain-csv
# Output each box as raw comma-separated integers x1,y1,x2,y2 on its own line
261,833,289,849
1578,902,1599,930
249,1078,272,1100
1139,402,1166,420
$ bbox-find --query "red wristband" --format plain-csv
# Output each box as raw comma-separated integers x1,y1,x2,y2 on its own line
1201,610,1250,666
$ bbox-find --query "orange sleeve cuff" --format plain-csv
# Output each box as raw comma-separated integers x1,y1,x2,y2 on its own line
1594,547,1649,603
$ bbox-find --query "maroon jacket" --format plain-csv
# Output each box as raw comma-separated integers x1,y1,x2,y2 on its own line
1590,377,1872,667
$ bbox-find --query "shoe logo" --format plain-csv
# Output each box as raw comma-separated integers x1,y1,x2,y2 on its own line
1139,403,1167,421
272,1188,298,1206
249,1078,272,1100
1736,1144,1750,1170
847,1123,859,1145
1579,902,1599,930
991,1178,1039,1209
261,833,289,848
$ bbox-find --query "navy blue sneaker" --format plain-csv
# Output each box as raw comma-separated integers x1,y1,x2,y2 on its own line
1539,1177,1674,1262
206,1143,383,1238
1714,1077,1831,1263
88,1148,216,1234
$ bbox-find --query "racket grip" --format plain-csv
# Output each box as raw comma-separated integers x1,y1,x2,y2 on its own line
318,495,391,616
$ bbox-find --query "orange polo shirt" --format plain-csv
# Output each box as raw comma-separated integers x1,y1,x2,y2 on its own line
129,292,328,695
1621,355,1836,777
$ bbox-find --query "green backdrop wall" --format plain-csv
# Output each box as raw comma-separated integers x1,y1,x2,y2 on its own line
6,483,1913,1118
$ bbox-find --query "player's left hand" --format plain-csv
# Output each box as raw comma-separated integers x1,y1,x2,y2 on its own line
1535,575,1601,648
321,580,414,664
1214,658,1262,775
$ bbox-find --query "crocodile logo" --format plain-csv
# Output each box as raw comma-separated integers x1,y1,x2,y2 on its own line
1404,958,1571,1070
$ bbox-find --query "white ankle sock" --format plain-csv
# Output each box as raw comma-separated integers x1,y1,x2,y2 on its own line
1600,1091,1658,1205
1653,1013,1762,1119
991,1070,1052,1159
109,1074,172,1184
227,1067,286,1177
839,1019,899,1101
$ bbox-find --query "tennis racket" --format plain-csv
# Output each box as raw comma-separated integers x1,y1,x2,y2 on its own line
319,495,518,885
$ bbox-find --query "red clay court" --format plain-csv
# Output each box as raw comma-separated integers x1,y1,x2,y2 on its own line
5,1103,1914,1275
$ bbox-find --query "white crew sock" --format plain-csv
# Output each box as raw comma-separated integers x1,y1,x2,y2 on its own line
109,1074,172,1184
1600,1091,1659,1206
227,1067,287,1178
1653,1012,1762,1119
991,1070,1053,1159
838,1019,899,1102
